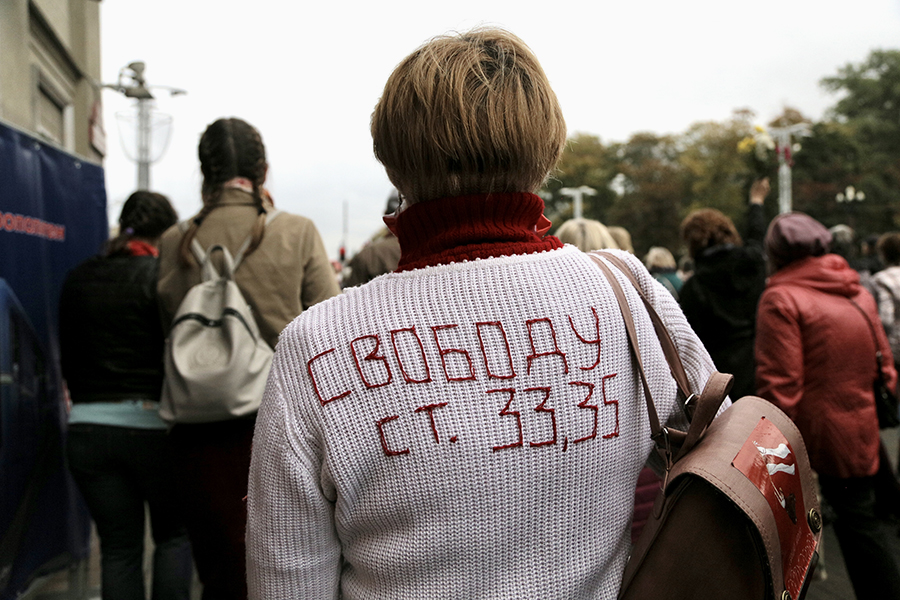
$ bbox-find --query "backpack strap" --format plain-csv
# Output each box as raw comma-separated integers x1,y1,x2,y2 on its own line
588,253,670,467
233,210,281,271
177,220,209,266
198,245,237,281
181,209,282,274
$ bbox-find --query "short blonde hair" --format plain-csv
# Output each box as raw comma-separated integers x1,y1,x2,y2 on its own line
371,27,567,203
607,226,634,254
556,218,619,252
644,246,677,270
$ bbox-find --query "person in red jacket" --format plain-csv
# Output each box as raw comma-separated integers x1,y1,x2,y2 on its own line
755,211,900,598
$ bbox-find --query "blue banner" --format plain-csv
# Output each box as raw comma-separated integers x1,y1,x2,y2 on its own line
0,120,107,598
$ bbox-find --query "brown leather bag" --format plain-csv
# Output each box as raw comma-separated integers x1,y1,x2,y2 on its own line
590,252,822,600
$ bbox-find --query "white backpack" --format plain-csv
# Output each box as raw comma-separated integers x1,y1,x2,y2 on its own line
160,212,279,424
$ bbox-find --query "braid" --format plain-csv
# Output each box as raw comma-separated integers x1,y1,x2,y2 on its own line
183,117,270,267
243,125,269,257
178,202,217,266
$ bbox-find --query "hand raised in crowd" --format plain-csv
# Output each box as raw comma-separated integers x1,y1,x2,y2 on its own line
750,177,770,205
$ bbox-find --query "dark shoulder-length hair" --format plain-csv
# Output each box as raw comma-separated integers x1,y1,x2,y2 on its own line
106,191,177,256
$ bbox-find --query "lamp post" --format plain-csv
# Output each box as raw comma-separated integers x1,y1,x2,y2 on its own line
101,62,185,190
559,186,597,220
769,123,810,214
836,185,865,229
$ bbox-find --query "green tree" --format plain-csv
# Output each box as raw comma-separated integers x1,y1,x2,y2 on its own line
822,49,900,156
791,120,863,227
606,132,689,256
820,49,900,232
679,110,757,222
543,133,618,223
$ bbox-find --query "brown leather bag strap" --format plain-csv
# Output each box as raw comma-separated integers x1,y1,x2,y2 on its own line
590,252,733,465
589,254,666,454
673,371,734,462
595,252,693,401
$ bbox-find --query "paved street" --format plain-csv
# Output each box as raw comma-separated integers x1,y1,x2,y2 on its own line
804,518,900,600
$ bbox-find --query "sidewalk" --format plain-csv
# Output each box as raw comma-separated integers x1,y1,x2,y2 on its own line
805,428,900,600
23,523,201,600
804,518,900,600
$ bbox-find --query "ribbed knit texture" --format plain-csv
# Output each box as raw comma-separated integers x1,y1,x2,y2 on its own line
394,193,563,271
247,194,713,600
247,242,723,599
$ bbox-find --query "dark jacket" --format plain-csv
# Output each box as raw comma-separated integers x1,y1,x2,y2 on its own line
678,204,767,399
343,233,401,288
59,253,166,403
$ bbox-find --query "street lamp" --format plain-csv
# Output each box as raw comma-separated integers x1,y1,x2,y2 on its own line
836,185,865,229
769,123,810,214
559,186,597,219
100,62,185,190
836,185,865,203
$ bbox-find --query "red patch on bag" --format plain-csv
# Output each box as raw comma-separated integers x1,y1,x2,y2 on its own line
732,418,817,599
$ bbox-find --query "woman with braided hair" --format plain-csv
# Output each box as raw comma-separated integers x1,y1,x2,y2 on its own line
61,191,194,600
157,117,339,600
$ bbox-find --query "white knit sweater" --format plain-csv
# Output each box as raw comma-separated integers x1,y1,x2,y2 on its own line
247,246,723,599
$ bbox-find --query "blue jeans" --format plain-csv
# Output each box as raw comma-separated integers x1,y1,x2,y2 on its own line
67,424,193,600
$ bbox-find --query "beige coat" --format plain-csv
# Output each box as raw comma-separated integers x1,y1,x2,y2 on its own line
157,189,340,349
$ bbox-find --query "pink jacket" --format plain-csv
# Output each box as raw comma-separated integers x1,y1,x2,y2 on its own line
755,254,896,478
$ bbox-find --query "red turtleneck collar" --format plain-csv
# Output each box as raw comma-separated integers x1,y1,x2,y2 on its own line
392,192,562,272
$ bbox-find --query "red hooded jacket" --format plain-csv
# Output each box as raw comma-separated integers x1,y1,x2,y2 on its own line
755,253,897,478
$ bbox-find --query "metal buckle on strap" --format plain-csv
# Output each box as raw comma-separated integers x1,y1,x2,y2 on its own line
682,393,698,422
651,426,674,471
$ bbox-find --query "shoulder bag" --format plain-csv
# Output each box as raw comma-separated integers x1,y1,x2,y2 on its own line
589,251,822,600
848,297,900,429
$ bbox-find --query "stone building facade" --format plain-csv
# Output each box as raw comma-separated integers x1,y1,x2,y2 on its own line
0,0,104,164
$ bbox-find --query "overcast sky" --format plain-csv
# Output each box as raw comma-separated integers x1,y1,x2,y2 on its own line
99,0,900,260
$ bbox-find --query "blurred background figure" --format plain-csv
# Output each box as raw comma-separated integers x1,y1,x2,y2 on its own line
755,212,900,599
677,255,694,282
874,232,900,373
60,191,193,600
156,117,339,600
644,246,682,300
677,177,769,399
607,225,634,253
862,234,885,276
555,217,619,251
830,224,879,299
342,190,402,288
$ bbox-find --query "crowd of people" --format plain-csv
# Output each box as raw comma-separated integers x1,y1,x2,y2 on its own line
57,25,900,600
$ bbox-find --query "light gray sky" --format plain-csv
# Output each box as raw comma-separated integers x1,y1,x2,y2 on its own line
99,0,900,260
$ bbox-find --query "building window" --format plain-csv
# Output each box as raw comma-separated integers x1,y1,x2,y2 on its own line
36,83,66,145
